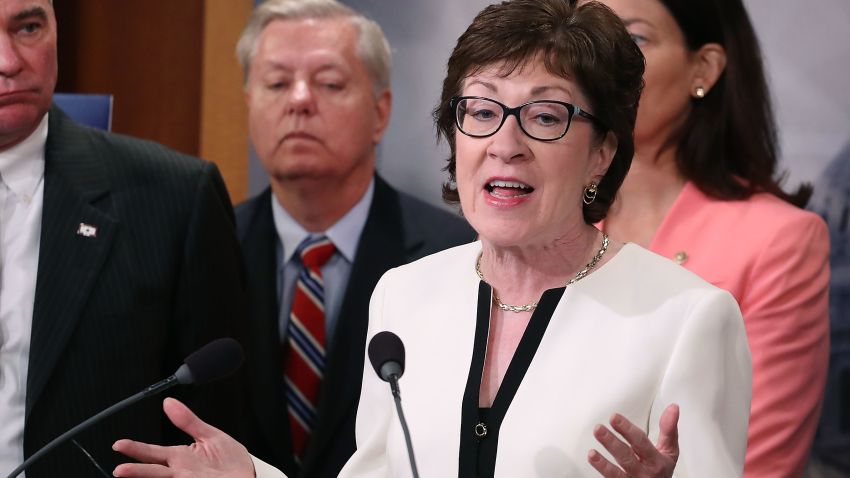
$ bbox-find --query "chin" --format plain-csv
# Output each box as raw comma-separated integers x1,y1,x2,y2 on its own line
0,110,45,145
273,169,331,183
0,106,43,127
476,224,535,249
266,156,325,178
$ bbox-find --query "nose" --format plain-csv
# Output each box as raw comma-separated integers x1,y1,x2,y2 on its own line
486,115,529,163
0,34,23,78
287,79,316,116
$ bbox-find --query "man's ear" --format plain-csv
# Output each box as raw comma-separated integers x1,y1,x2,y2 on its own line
243,82,253,108
690,43,726,96
372,89,392,144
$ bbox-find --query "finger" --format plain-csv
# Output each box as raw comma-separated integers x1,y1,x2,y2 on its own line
162,397,222,441
587,449,627,478
655,403,680,458
609,413,660,462
112,439,169,465
112,462,172,478
593,424,641,474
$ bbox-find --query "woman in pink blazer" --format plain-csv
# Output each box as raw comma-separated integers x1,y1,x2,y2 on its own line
598,0,830,476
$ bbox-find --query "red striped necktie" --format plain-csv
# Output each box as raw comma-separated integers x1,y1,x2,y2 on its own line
284,235,336,461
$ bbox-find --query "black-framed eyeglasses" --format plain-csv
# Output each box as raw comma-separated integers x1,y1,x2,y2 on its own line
451,96,606,142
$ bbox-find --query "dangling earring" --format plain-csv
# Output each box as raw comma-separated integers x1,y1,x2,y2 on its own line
694,86,706,98
583,182,598,205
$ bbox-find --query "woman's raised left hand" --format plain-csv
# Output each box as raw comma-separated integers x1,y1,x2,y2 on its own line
587,403,679,477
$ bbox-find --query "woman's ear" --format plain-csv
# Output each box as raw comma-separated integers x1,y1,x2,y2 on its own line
691,43,727,96
591,131,617,180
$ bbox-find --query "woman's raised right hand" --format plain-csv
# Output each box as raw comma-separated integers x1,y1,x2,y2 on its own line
112,397,255,478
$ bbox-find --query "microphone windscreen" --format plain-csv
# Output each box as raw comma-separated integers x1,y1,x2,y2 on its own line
368,331,405,379
182,338,244,385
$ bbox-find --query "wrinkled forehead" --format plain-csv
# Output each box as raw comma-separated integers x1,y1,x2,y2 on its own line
258,17,357,56
251,17,363,75
461,56,586,103
462,50,580,86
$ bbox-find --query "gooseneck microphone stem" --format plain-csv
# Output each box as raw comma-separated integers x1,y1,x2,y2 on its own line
389,374,420,478
5,376,181,478
369,332,419,478
6,338,243,478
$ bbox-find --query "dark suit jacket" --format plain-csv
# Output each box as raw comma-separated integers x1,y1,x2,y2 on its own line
237,176,475,478
22,107,248,476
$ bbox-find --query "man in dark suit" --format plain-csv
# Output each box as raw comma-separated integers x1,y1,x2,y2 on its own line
0,1,246,476
235,1,475,477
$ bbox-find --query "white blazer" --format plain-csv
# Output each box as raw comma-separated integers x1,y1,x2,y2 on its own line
255,242,752,477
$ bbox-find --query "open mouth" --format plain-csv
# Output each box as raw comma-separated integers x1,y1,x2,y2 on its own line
485,180,535,198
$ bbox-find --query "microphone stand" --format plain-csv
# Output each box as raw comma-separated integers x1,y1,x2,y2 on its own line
5,375,180,478
389,373,420,478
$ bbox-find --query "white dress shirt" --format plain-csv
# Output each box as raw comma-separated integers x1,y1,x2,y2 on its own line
271,179,374,346
0,115,48,476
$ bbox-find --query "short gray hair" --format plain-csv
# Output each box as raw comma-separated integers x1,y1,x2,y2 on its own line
236,0,391,94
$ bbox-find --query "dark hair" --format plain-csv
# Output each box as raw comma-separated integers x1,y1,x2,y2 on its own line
659,0,811,207
434,0,645,224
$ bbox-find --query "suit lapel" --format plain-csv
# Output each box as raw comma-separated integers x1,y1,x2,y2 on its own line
240,190,296,468
26,108,117,416
303,176,417,470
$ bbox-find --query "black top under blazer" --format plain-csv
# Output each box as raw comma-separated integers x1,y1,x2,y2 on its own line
237,176,476,478
23,107,248,477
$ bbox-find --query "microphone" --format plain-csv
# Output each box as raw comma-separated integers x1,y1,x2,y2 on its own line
368,331,420,478
6,337,244,478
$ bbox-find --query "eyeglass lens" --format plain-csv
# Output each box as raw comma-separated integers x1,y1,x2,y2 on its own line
455,97,572,140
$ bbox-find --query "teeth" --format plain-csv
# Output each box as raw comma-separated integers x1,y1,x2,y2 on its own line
488,180,531,189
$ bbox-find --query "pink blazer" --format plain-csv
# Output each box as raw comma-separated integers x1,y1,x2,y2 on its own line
631,181,830,477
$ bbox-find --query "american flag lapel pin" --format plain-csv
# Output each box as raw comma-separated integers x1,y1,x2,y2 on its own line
76,223,98,238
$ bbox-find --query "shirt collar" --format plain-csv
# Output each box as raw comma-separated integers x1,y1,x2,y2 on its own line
271,177,375,266
0,114,48,200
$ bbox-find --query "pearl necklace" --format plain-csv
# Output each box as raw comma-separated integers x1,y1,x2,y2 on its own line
475,234,609,313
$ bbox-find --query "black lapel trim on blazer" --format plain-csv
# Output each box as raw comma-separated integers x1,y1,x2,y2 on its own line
26,107,117,416
458,284,565,477
238,189,297,472
458,281,494,477
301,176,413,476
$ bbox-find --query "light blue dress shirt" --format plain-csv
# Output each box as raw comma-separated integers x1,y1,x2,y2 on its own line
271,179,374,348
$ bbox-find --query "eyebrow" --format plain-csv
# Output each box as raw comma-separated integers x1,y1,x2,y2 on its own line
623,18,653,28
259,60,348,75
313,63,349,75
467,79,497,92
12,6,48,23
258,61,292,73
529,85,572,96
466,80,573,99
